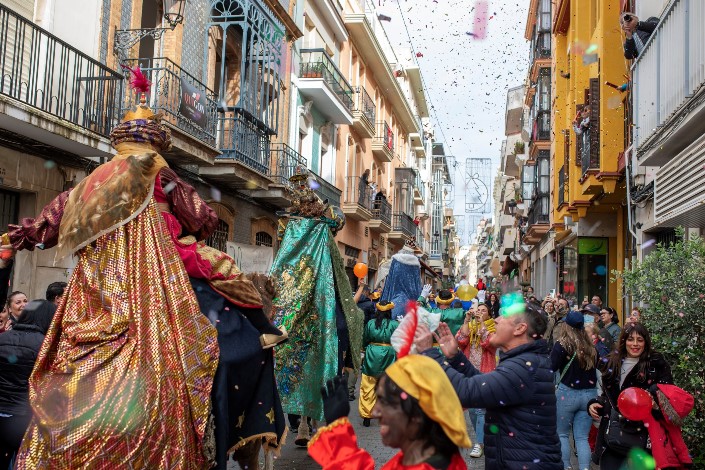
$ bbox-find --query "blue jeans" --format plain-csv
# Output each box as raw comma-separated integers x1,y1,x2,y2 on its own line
468,408,485,445
556,384,596,470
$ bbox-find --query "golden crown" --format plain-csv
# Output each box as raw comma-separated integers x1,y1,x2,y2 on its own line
121,93,157,123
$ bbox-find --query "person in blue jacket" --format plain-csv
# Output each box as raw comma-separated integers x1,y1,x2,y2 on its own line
415,301,561,469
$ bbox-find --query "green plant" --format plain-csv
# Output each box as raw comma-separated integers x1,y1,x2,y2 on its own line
514,141,525,155
614,228,705,464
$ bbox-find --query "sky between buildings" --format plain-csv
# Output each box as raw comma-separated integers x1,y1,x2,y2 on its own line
378,0,531,244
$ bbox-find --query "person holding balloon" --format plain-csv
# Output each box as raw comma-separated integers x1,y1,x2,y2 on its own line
587,323,673,468
419,287,474,336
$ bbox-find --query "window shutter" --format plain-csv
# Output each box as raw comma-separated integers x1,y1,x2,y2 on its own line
589,78,600,168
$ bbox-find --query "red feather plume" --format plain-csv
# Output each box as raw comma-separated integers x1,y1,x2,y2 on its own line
396,301,419,358
123,65,151,94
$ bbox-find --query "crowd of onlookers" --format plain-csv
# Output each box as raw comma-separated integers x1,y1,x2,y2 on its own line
0,282,66,469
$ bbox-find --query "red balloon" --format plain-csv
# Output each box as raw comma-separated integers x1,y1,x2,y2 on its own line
618,387,653,421
353,263,368,279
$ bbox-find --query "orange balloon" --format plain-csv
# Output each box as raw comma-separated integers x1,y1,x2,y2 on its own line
353,262,368,279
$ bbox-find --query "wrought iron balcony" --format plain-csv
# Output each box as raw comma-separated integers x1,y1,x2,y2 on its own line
354,86,375,123
218,108,273,176
532,110,550,142
558,164,568,207
299,49,354,123
270,142,307,187
391,212,416,238
372,121,394,162
122,57,218,147
313,174,342,208
531,31,551,63
342,175,373,221
352,86,375,138
578,127,599,177
370,197,392,230
0,3,122,137
527,194,550,226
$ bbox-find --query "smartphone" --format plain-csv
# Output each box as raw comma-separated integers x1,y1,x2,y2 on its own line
583,295,589,303
549,289,556,299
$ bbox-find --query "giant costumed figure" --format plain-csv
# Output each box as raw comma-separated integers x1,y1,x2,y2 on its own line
270,166,363,445
1,69,219,469
1,68,286,468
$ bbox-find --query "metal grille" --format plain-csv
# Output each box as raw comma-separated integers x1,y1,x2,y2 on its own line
0,4,123,138
206,219,229,252
120,0,132,30
344,245,361,258
100,0,111,63
255,231,273,247
181,0,207,82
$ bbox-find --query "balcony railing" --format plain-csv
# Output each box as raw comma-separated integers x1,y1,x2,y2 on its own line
374,121,394,151
528,195,550,226
354,86,375,123
578,127,598,176
391,212,416,237
343,175,373,208
0,3,123,137
415,172,426,201
313,174,342,207
270,142,307,186
218,108,272,175
122,57,218,147
531,31,551,62
371,197,391,225
558,164,568,207
416,228,429,254
532,110,550,142
300,49,354,112
633,0,705,154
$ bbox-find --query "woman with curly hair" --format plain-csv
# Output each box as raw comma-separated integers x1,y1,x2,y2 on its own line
588,322,673,468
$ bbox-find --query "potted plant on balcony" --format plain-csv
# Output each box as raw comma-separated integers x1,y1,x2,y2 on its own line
301,62,324,79
513,141,525,155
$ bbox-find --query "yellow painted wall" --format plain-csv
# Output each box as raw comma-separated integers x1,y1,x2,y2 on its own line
552,0,629,317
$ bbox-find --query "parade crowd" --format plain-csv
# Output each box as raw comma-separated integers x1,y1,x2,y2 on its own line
0,71,696,470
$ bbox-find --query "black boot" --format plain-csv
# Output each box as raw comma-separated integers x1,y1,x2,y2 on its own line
362,418,370,427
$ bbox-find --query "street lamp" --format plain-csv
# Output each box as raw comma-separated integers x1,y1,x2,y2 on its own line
114,0,187,60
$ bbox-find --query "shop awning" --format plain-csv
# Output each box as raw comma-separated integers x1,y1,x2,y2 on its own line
419,258,441,278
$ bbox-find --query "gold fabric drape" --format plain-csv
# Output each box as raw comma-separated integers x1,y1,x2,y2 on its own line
16,200,219,469
55,150,167,260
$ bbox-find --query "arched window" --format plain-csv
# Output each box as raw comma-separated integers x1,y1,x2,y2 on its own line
206,219,230,252
255,231,273,247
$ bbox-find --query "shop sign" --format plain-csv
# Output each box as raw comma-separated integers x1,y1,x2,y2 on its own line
578,237,608,255
179,78,208,130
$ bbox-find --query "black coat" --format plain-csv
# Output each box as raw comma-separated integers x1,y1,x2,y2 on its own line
624,17,659,59
424,341,561,469
588,352,673,461
0,324,45,415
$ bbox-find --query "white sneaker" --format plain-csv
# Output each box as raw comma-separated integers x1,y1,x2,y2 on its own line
469,444,483,458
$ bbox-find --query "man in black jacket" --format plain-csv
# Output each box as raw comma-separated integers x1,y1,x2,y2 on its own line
415,302,561,469
621,13,659,60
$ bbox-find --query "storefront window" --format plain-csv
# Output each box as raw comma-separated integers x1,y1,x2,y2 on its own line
560,239,578,306
560,237,608,307
577,237,608,305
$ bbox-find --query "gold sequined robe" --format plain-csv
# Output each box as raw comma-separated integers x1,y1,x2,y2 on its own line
8,153,219,469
